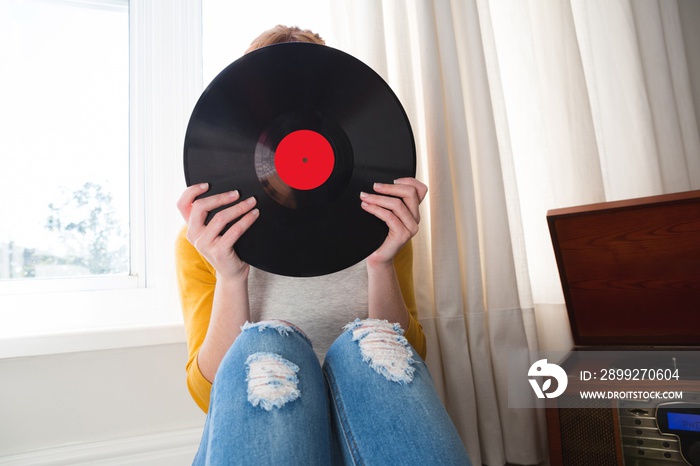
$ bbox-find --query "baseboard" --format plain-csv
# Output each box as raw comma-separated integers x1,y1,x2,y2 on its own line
0,426,203,466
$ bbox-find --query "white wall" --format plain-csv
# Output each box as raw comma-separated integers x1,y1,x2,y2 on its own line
0,342,205,465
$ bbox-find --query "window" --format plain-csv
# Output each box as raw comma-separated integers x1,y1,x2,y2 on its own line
0,1,130,282
0,0,200,355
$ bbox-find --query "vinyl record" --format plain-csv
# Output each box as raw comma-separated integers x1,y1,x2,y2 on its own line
184,42,415,277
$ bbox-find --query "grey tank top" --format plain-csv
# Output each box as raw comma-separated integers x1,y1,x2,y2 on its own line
248,260,369,362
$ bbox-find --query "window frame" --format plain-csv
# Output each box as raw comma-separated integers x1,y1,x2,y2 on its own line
0,0,203,358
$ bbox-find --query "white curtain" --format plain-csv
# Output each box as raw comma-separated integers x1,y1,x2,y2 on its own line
331,1,700,464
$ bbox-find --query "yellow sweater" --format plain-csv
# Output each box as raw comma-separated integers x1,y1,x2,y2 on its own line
175,226,426,413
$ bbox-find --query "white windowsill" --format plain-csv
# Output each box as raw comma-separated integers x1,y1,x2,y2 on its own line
0,282,185,358
0,322,187,358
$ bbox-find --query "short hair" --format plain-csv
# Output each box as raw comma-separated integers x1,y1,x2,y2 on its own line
245,25,325,53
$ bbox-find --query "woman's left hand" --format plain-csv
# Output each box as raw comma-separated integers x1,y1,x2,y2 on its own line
360,177,428,266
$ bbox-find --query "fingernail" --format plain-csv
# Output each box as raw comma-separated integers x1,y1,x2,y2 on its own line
251,208,260,216
247,196,256,205
373,182,382,190
199,183,208,190
228,190,239,198
360,191,368,198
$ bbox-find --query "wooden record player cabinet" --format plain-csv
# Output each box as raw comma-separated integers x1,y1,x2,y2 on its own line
544,190,700,466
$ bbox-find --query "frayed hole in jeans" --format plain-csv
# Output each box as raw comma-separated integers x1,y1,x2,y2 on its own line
245,352,301,411
345,319,415,384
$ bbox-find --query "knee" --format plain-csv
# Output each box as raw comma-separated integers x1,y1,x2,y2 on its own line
329,318,417,384
218,320,315,412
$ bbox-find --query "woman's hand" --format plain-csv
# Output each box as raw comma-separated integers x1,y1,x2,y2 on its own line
176,183,259,280
360,177,428,266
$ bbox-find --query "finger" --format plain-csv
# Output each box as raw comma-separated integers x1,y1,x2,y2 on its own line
177,183,209,222
361,201,413,245
371,182,421,222
394,177,428,202
189,190,241,231
360,196,418,238
361,189,419,229
219,207,260,247
196,196,257,247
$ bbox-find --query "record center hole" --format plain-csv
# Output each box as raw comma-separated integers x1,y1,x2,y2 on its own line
302,157,308,163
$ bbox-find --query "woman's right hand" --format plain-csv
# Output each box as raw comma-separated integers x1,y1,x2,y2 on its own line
177,183,260,280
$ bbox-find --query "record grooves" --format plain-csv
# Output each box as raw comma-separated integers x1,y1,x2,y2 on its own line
184,42,415,277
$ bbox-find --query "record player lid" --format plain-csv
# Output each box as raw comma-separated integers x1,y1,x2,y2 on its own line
547,190,700,347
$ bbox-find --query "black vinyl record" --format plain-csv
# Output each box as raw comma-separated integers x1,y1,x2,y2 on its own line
184,42,415,277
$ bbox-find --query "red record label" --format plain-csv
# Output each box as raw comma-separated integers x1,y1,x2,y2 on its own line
274,130,334,190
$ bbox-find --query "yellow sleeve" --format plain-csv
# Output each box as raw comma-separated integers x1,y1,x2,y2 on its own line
393,240,427,360
175,226,216,413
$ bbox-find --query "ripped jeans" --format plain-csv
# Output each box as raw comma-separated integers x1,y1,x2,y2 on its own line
193,319,471,466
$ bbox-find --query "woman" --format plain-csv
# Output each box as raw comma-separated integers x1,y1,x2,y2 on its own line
176,25,471,466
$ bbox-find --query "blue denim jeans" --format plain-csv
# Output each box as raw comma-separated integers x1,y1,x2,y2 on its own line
193,319,471,465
